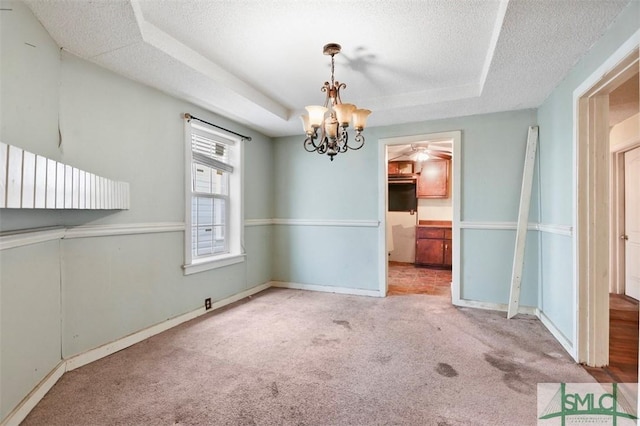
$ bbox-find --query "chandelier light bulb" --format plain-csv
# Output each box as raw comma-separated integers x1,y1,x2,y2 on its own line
416,151,430,162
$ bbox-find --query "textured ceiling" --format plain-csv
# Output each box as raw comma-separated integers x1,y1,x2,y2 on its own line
24,0,632,137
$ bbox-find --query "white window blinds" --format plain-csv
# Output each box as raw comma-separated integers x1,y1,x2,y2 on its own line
191,123,235,173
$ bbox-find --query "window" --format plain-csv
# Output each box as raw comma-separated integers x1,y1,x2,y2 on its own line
184,120,243,274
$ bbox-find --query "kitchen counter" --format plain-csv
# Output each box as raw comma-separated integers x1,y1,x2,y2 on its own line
417,220,452,228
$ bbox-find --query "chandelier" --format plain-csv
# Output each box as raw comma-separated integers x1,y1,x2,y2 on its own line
301,43,371,161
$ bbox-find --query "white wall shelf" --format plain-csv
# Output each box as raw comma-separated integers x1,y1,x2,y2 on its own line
0,142,129,210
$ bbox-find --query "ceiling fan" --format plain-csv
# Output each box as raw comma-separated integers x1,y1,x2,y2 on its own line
388,142,452,162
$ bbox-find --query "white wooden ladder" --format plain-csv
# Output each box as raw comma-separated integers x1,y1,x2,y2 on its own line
507,126,538,319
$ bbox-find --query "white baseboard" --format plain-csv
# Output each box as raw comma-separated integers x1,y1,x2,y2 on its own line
1,282,271,426
65,308,205,371
537,309,576,360
454,299,576,360
270,281,383,297
66,282,271,371
1,361,65,426
453,299,538,316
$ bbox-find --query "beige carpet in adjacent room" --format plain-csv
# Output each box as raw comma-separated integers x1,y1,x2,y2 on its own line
23,288,593,425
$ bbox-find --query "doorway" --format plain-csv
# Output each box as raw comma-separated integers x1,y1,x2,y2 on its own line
386,141,453,296
574,38,639,369
377,131,461,302
606,72,640,383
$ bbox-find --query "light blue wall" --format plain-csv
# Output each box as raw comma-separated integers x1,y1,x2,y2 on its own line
273,109,540,303
0,2,274,421
461,230,538,306
273,226,378,290
0,240,62,419
537,0,639,343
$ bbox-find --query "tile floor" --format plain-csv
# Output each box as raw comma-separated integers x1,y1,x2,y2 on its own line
387,261,452,297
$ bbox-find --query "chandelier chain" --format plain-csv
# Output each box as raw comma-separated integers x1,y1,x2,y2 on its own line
330,54,335,88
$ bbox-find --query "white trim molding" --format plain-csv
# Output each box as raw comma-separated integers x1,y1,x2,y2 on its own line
538,310,576,359
459,221,572,236
64,222,185,239
454,299,537,316
0,223,186,251
66,281,269,371
536,223,572,237
245,219,380,227
460,221,526,230
272,219,379,227
244,219,274,226
460,222,538,231
1,361,66,426
0,227,65,250
182,253,245,275
270,281,383,298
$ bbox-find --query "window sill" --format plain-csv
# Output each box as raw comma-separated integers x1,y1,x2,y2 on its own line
183,253,245,275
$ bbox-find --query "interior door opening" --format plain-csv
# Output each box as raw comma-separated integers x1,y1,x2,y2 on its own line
604,71,640,383
385,140,453,298
576,43,638,382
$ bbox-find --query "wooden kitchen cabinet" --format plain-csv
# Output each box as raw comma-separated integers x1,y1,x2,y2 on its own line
417,159,449,198
388,161,414,176
415,226,452,268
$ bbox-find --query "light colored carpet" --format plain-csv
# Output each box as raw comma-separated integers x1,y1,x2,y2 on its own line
23,288,593,425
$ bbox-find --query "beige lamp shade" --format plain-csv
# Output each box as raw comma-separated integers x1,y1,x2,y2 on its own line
300,114,312,133
305,106,328,127
333,103,356,126
352,109,372,129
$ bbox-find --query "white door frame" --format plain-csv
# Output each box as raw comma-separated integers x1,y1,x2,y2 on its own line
573,31,639,367
377,130,461,300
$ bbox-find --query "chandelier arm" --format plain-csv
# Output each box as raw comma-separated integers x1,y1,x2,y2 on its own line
303,128,321,152
334,82,346,106
317,136,329,154
303,136,319,152
338,128,349,153
316,127,329,154
347,132,365,151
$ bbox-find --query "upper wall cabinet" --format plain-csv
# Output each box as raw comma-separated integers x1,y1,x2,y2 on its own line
417,159,449,199
388,161,414,176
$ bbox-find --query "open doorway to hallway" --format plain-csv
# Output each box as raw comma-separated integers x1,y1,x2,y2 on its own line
602,70,640,383
385,140,453,298
575,44,639,382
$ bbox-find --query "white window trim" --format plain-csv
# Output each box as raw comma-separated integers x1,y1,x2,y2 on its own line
183,119,245,274
183,253,245,275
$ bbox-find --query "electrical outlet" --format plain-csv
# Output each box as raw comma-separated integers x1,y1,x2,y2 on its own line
204,298,212,310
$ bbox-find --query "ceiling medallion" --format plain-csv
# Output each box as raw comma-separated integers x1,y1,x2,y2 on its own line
300,43,371,161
